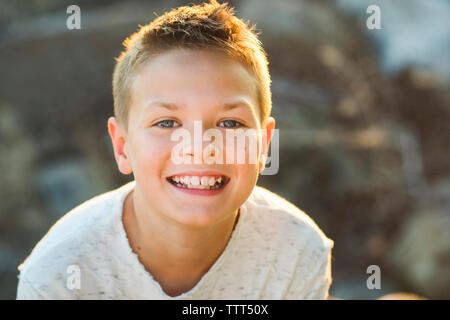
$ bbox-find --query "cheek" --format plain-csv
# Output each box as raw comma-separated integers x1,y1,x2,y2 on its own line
131,134,173,173
222,132,261,166
231,163,259,205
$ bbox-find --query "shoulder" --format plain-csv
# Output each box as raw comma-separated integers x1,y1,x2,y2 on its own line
245,185,334,254
16,181,135,299
242,186,334,299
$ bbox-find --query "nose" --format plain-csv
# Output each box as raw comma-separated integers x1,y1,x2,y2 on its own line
178,120,221,164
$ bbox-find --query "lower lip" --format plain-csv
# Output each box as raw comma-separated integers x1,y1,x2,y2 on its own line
167,179,228,196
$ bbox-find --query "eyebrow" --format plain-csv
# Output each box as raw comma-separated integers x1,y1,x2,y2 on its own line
145,101,178,110
223,101,252,111
145,99,253,112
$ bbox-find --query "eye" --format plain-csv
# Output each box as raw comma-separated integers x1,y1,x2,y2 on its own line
218,119,245,128
154,119,180,129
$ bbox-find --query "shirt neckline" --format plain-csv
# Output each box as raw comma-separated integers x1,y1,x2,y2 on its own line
113,180,247,299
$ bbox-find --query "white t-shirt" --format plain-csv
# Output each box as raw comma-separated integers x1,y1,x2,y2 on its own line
16,180,334,300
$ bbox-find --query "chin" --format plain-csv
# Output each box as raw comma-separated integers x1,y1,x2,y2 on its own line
170,206,232,227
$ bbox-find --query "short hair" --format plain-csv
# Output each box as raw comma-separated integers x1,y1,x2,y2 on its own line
112,0,272,131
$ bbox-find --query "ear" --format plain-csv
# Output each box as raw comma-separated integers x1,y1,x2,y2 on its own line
107,117,133,175
259,116,276,174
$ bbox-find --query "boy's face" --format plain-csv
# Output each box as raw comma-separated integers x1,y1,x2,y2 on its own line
108,48,275,227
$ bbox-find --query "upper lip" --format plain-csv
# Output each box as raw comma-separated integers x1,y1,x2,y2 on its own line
167,171,229,179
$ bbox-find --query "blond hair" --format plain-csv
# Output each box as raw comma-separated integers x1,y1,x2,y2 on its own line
112,0,272,131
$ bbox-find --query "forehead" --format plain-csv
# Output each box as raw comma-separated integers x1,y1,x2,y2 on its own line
129,48,259,118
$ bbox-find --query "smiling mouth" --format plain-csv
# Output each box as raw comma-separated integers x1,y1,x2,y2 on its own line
166,175,229,190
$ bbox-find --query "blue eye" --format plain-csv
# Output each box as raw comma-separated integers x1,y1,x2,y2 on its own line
155,119,180,128
219,120,244,128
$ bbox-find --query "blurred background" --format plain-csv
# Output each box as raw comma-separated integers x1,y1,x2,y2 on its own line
0,0,449,299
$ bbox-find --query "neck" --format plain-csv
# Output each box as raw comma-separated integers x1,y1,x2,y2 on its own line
122,188,240,280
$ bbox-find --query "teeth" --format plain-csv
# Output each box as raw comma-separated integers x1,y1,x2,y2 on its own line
191,176,200,185
201,176,209,186
169,175,226,189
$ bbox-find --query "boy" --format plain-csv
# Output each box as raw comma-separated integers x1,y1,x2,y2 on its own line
16,0,333,299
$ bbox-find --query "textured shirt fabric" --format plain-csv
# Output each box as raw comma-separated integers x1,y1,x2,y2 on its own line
16,180,334,300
